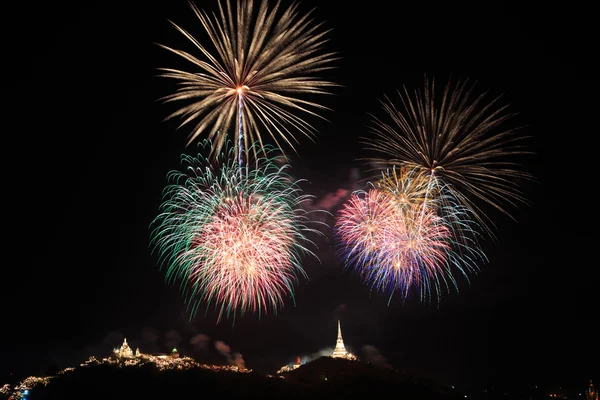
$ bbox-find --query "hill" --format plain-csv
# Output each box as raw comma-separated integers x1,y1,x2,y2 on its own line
2,356,462,400
281,356,461,399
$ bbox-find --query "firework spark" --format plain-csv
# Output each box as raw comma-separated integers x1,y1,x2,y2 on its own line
335,173,485,303
157,0,339,162
150,140,323,322
364,76,534,235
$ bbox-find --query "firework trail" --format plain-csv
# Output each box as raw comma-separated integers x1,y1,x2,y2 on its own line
157,0,339,164
364,76,534,236
150,140,324,322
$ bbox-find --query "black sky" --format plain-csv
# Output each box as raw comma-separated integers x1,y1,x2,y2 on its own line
4,0,598,393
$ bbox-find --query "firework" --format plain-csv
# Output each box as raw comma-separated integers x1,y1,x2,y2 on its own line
157,0,339,163
336,76,531,302
376,165,435,210
335,172,485,303
150,140,322,322
364,76,533,235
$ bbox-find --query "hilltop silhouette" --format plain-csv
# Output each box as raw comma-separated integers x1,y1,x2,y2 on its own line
4,356,462,400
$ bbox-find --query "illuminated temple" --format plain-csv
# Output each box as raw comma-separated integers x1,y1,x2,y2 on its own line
276,320,356,374
0,339,251,397
331,320,356,360
113,338,138,359
113,338,178,360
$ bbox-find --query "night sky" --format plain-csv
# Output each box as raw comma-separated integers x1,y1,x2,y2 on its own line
4,0,598,394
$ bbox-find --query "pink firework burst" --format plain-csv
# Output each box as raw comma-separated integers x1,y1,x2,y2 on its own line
189,192,304,319
335,188,453,303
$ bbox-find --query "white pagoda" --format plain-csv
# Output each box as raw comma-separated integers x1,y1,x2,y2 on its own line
331,320,356,360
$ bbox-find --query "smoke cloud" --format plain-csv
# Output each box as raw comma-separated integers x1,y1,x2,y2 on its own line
214,340,246,369
140,326,160,354
283,347,335,366
313,188,349,211
361,345,392,369
309,347,335,361
165,329,182,349
189,333,210,352
214,340,231,355
141,327,159,344
232,352,246,369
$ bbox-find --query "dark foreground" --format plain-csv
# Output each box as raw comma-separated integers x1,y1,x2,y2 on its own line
11,357,462,400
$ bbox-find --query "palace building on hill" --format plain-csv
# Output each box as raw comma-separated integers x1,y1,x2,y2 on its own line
113,338,137,359
112,338,179,360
